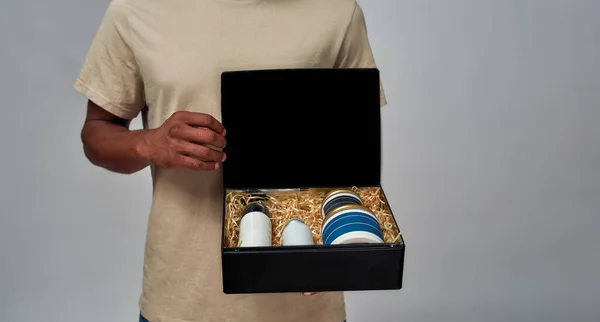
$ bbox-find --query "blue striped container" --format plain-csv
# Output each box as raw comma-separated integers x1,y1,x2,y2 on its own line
321,204,384,245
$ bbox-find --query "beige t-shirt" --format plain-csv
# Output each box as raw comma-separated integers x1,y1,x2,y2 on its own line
75,0,387,321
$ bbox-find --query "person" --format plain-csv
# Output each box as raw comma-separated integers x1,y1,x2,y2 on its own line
75,0,387,321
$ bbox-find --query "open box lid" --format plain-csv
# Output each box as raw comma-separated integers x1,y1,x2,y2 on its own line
221,68,381,190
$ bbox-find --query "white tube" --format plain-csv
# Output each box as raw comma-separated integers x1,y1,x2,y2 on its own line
238,211,272,247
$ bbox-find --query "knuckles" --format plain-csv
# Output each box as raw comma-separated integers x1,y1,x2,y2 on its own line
171,111,186,122
200,114,212,126
196,147,210,159
197,127,218,144
191,160,205,170
168,124,182,138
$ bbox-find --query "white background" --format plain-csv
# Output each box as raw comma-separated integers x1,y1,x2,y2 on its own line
1,0,599,321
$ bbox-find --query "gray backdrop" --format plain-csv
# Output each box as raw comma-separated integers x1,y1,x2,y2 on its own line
1,0,599,321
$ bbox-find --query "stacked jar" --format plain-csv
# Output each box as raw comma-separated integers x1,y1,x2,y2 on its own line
320,189,384,245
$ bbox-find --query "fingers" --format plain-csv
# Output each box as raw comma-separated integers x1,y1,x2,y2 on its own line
169,153,219,171
172,111,226,136
171,124,227,149
177,141,226,163
158,111,227,171
302,292,319,296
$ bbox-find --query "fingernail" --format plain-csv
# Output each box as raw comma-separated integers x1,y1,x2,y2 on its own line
221,153,227,162
222,129,227,136
214,163,220,170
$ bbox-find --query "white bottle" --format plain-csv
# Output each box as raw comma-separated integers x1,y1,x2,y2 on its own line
282,219,315,246
238,202,272,247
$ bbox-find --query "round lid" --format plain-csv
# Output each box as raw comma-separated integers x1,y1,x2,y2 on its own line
322,189,361,204
242,201,268,217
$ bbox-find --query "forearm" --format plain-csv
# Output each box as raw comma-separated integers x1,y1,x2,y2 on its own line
81,119,151,174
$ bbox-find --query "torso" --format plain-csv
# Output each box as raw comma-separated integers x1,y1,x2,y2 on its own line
124,0,361,321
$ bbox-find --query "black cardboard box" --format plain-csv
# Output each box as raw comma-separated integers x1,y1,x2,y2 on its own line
220,68,405,294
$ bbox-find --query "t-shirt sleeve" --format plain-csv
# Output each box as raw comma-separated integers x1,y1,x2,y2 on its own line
74,0,145,120
335,2,388,107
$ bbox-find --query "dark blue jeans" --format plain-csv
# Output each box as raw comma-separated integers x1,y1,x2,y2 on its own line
141,313,344,321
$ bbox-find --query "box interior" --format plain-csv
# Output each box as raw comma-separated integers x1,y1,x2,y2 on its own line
223,186,403,248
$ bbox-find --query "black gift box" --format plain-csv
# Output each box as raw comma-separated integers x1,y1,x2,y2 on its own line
220,68,405,294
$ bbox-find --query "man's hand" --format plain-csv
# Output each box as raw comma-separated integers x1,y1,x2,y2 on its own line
81,100,226,174
137,111,227,171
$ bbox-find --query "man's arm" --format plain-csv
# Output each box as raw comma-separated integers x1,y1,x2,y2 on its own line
80,100,150,174
80,100,227,174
